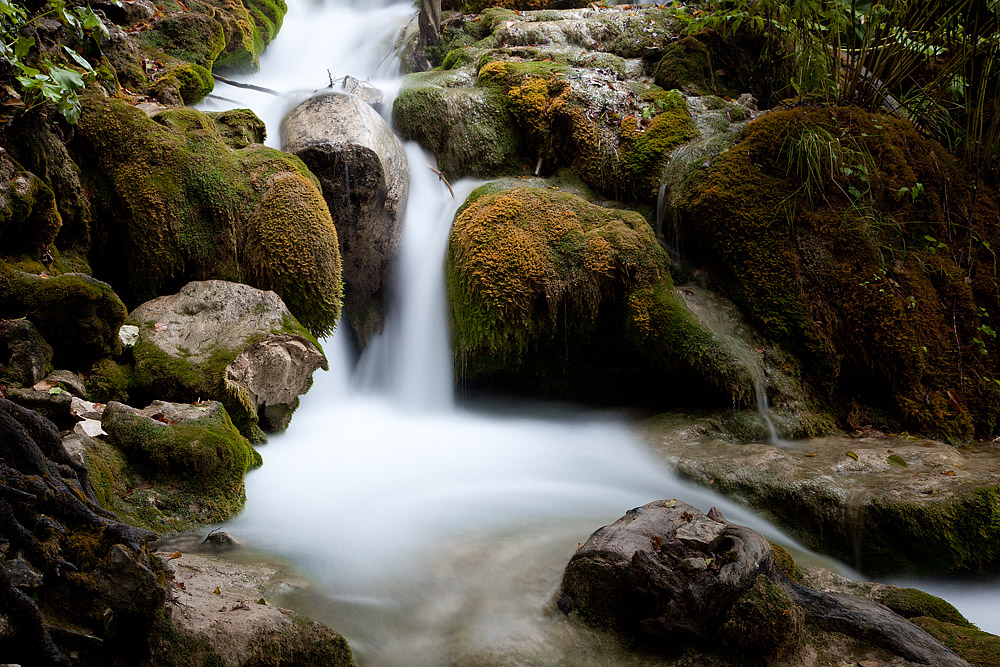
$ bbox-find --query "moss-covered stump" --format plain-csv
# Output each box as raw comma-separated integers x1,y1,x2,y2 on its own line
446,183,750,404
72,98,342,337
96,399,261,531
0,262,126,368
558,500,968,666
668,106,1000,442
127,281,328,441
646,423,1000,575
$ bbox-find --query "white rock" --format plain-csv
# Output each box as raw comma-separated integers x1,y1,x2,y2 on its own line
119,324,140,348
74,419,107,438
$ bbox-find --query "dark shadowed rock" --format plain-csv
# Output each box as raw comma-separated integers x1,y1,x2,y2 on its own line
282,92,409,345
0,319,53,387
559,500,969,666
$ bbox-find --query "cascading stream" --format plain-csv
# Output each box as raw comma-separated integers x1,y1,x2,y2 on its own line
198,0,998,659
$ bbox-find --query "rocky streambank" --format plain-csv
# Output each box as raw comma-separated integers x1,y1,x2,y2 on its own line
2,0,1000,665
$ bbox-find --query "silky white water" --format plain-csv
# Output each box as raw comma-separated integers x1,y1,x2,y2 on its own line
198,0,1000,658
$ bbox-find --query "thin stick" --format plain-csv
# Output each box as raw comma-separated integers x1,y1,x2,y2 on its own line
212,74,281,96
428,166,455,199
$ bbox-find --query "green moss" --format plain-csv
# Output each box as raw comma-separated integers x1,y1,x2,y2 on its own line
769,542,803,583
718,575,804,663
881,587,972,627
87,357,131,403
150,63,215,105
73,96,341,337
654,35,712,94
912,616,1000,667
141,12,226,69
617,96,698,201
461,0,588,11
673,105,1000,440
0,262,126,368
101,402,258,529
206,108,267,148
0,156,62,254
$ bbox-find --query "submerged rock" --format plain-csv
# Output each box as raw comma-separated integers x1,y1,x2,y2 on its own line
282,92,409,345
647,423,1000,575
127,280,328,440
559,500,969,666
446,182,751,405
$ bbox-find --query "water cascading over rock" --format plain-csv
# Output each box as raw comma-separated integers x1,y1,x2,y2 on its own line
282,92,410,345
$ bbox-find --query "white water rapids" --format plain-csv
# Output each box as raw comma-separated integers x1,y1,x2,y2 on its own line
196,0,999,660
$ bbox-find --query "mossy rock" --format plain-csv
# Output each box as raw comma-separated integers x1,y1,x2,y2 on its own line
718,574,804,663
879,586,973,627
97,400,261,530
0,262,126,368
447,184,749,404
912,616,1000,667
87,357,131,403
72,97,342,337
654,35,713,95
141,11,226,69
671,105,1000,440
393,75,521,179
455,0,590,11
0,151,62,254
149,62,216,105
206,108,267,148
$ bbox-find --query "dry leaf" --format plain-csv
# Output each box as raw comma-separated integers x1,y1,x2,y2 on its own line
167,550,182,560
845,451,859,460
213,586,221,595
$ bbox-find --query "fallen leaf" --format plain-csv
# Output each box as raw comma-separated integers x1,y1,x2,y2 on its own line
805,453,819,457
231,601,250,611
845,451,859,460
256,598,267,605
213,586,221,595
664,499,677,508
887,454,908,468
154,322,168,332
33,380,53,391
941,470,956,476
48,387,63,395
167,551,182,560
176,581,185,588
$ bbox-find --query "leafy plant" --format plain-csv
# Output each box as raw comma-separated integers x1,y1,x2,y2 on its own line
0,0,112,124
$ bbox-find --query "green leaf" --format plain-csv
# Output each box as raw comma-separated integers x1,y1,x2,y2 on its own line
48,387,64,395
13,35,35,59
982,324,996,338
62,46,94,72
887,454,908,468
48,66,85,90
845,451,859,460
664,500,677,508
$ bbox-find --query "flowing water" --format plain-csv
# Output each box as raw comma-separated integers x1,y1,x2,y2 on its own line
197,0,1000,659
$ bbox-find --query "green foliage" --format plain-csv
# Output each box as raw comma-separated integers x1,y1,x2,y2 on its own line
668,0,1000,181
0,0,111,124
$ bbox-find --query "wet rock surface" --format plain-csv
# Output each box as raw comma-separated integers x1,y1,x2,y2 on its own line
559,499,969,666
646,421,1000,575
282,92,409,345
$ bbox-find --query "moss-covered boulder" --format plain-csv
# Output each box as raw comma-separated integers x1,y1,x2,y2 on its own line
394,6,699,200
393,69,520,180
669,106,1000,441
0,150,62,255
127,280,328,441
0,262,126,368
446,183,750,404
72,97,342,337
0,319,53,387
96,399,261,530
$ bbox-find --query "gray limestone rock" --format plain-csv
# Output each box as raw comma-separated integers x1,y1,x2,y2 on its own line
282,92,409,345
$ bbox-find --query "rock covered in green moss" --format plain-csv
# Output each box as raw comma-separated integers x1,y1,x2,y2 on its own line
393,69,520,179
98,399,261,529
282,92,408,345
0,319,53,387
72,97,342,337
879,587,974,628
0,149,62,254
446,183,749,403
128,280,327,440
648,425,1000,575
912,616,1000,667
668,106,1000,441
0,262,126,368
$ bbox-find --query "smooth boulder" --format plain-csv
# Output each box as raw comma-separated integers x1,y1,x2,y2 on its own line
282,92,409,344
559,500,969,666
127,280,328,440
